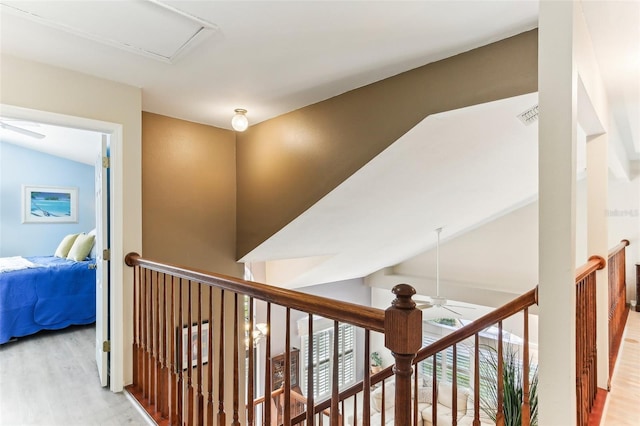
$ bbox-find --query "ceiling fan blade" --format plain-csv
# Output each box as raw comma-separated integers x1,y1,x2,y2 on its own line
442,306,463,316
447,304,475,309
0,121,46,139
416,303,434,310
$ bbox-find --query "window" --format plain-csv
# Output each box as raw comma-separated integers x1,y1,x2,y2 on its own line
421,333,472,388
301,322,355,399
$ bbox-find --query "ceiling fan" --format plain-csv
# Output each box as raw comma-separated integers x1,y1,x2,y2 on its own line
415,227,474,316
0,120,46,139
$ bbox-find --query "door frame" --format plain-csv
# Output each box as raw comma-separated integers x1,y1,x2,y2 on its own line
1,104,125,392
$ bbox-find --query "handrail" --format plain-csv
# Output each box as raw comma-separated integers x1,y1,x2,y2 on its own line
319,286,540,413
414,287,538,362
608,239,630,257
126,244,627,426
575,255,606,283
125,253,385,332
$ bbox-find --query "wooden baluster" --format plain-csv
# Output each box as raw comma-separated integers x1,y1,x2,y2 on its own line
352,395,358,426
148,271,155,406
284,309,292,425
217,289,226,424
431,357,437,425
152,271,159,412
248,297,255,426
264,303,271,426
473,334,480,426
160,273,169,419
197,283,204,426
132,265,139,391
576,279,582,425
452,343,458,426
142,268,149,400
306,314,315,425
362,329,370,426
384,284,422,426
592,273,598,408
331,321,339,425
207,287,214,426
232,292,240,426
170,276,178,425
380,379,386,425
187,280,194,426
138,266,144,392
522,308,530,426
177,278,184,426
413,364,419,426
577,278,585,425
496,321,504,426
589,274,596,411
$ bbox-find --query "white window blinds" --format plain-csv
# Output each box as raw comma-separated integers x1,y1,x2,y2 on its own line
301,322,356,399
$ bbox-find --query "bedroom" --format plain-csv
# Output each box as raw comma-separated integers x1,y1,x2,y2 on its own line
0,122,104,348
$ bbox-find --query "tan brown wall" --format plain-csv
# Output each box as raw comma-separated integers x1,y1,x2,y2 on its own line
142,112,242,278
236,29,538,259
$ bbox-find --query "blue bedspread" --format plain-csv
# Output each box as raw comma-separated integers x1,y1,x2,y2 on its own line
0,256,96,344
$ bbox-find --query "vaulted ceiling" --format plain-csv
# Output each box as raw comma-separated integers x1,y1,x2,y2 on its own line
1,1,638,293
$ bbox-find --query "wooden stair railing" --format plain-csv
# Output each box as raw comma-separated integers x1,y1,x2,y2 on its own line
125,252,403,426
575,255,606,426
607,239,630,381
125,242,628,426
357,288,539,426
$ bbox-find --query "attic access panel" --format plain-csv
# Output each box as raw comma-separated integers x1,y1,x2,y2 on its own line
0,0,218,63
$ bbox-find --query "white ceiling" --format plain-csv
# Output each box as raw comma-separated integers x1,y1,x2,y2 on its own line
1,1,638,290
0,0,541,128
0,119,100,165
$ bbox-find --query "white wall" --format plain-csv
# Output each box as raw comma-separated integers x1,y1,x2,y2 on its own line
609,173,640,301
0,54,142,391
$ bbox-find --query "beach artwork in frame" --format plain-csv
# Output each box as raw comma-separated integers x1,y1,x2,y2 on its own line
179,321,210,370
22,185,78,223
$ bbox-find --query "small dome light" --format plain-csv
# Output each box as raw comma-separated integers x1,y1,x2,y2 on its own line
231,108,249,132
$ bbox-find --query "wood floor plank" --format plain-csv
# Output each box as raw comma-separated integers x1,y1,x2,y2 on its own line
0,325,149,426
602,310,640,426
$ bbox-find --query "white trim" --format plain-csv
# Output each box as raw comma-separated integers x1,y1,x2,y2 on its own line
124,389,157,425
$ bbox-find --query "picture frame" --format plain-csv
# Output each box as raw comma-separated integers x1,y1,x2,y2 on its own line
178,321,210,370
22,185,78,223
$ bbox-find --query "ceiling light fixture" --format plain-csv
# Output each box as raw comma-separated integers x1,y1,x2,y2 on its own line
231,108,249,132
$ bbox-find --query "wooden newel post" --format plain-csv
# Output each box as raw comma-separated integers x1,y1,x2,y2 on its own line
385,284,423,426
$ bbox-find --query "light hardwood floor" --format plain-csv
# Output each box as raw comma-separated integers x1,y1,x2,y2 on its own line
602,309,640,426
0,324,150,426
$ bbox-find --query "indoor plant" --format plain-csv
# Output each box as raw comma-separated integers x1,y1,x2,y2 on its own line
370,351,383,374
479,344,539,426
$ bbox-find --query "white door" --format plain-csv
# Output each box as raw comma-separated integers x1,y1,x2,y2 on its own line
95,135,109,387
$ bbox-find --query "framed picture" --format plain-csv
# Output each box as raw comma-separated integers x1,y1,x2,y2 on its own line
179,321,210,370
22,185,78,223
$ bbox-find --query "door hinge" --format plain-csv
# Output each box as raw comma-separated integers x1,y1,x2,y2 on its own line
103,249,111,261
102,156,110,168
103,340,111,352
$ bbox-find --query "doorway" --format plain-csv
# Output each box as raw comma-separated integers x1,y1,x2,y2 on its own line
0,104,125,391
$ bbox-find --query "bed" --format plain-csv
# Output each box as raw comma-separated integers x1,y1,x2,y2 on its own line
0,255,96,344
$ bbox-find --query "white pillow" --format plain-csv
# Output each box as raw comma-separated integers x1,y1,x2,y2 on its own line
88,228,97,258
54,233,79,258
67,233,95,261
